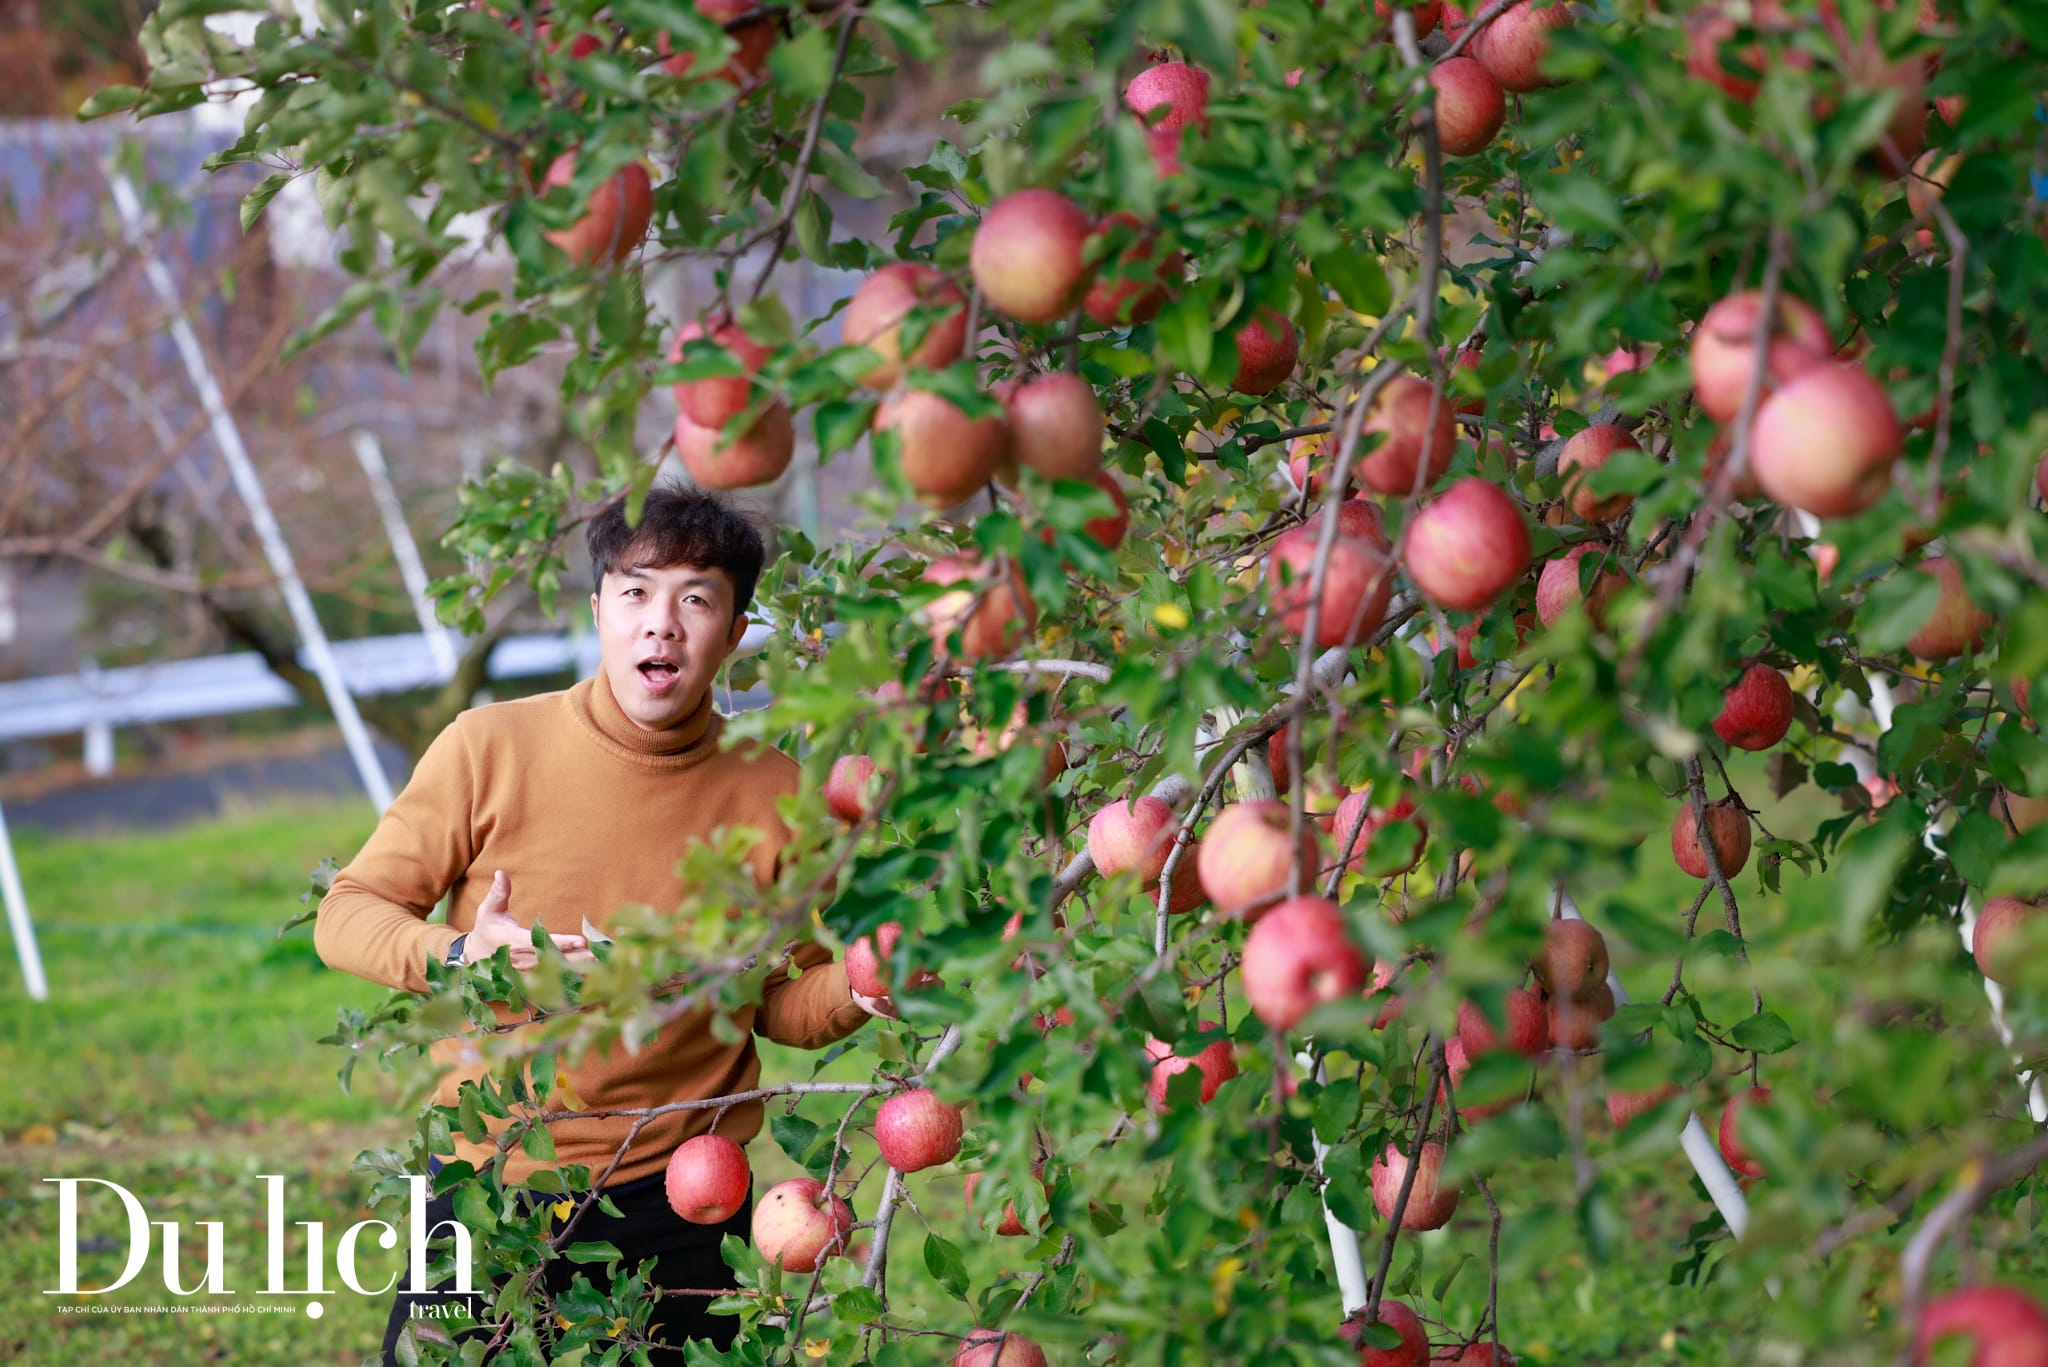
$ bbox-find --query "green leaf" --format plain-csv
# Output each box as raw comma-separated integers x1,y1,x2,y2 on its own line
832,1285,885,1323
1314,245,1391,317
564,1240,623,1264
1730,1011,1796,1055
77,84,144,120
922,1231,970,1299
239,172,291,231
769,23,835,97
817,141,886,200
771,1113,822,1169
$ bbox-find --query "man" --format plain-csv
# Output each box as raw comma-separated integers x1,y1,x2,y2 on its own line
313,486,885,1365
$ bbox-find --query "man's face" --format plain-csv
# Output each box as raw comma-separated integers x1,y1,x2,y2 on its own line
591,558,747,732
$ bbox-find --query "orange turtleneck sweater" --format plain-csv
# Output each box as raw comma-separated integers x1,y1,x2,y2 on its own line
313,675,870,1187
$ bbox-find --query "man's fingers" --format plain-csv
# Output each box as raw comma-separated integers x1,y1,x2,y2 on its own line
548,934,587,952
476,869,512,919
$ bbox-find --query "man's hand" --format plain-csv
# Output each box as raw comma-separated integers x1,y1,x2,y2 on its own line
850,985,898,1020
463,870,594,970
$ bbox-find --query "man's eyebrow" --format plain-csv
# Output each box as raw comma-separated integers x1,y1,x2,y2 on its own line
623,562,724,590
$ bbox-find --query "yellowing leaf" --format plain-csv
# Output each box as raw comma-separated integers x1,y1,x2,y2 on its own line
1153,603,1190,630
804,1338,831,1358
553,1200,575,1220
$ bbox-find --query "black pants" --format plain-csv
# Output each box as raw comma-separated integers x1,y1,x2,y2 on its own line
380,1168,749,1367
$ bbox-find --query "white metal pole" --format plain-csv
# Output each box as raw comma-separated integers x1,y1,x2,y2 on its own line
0,799,48,1001
105,165,392,812
1555,888,1753,1237
1298,1049,1372,1313
350,429,459,678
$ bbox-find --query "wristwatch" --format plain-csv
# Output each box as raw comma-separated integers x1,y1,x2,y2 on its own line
444,933,469,968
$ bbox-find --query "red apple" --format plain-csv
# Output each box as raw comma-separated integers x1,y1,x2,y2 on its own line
540,154,654,267
1535,544,1625,629
2035,450,2048,504
1904,558,1994,660
1198,801,1325,919
1342,1298,1432,1367
1232,307,1300,395
1000,372,1104,481
1240,895,1371,1030
1457,989,1550,1057
923,552,1037,659
846,920,942,998
1605,1083,1681,1130
675,400,795,490
1089,794,1180,882
1973,896,2044,986
1751,362,1902,518
1547,985,1611,1052
1672,798,1752,879
1079,469,1131,548
664,1133,751,1224
1267,523,1396,649
1556,424,1638,522
1451,1343,1515,1367
1373,1,1442,37
953,1329,1051,1367
963,1171,1047,1237
656,0,776,86
825,754,880,823
1684,2,1798,102
1717,1086,1771,1180
1144,1024,1240,1108
1331,786,1428,876
1370,1140,1460,1230
1428,58,1506,157
1084,212,1182,325
1469,0,1571,93
1688,289,1832,424
1290,435,1344,500
1450,348,1486,415
752,1178,853,1271
971,188,1096,324
842,263,968,390
1533,919,1609,999
1713,665,1794,751
670,316,772,429
1124,60,1211,176
876,389,1009,508
1915,1286,2048,1367
874,1088,964,1172
1403,477,1532,612
1360,374,1456,495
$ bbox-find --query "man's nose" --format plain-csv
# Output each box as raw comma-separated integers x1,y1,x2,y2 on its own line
643,601,684,638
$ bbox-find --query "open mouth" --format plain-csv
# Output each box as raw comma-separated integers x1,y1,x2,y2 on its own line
637,659,682,689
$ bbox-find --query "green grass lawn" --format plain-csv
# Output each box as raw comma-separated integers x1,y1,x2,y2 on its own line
0,800,413,1367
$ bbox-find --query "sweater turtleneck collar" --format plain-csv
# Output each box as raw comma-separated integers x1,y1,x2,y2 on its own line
569,671,721,765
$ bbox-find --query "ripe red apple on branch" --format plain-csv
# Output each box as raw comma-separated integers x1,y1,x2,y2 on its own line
876,389,1010,508
825,754,881,823
1359,374,1456,496
1124,59,1211,176
1914,1285,2048,1367
874,1088,964,1171
1750,362,1902,518
922,552,1037,659
1717,1086,1773,1180
664,1133,751,1224
1232,307,1301,395
952,1329,1051,1367
1267,522,1395,649
1672,798,1753,879
1688,289,1832,424
1713,665,1795,752
1198,801,1324,920
1556,424,1638,522
670,316,771,430
1370,1140,1460,1230
1144,1025,1240,1108
843,263,968,389
963,1170,1049,1237
846,920,942,998
1341,1298,1431,1367
1403,477,1533,612
752,1178,853,1272
1428,58,1506,158
675,401,795,491
971,188,1096,323
539,153,653,266
1972,897,2044,986
1241,895,1370,1029
998,372,1105,482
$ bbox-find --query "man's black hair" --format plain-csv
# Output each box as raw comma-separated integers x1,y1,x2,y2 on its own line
585,484,766,619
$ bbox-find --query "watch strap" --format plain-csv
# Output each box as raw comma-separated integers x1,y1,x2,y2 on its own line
444,933,468,968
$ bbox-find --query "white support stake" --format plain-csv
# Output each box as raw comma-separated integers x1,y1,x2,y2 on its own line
106,166,392,813
1298,1048,1373,1314
351,429,459,679
0,799,48,1001
1555,888,1753,1239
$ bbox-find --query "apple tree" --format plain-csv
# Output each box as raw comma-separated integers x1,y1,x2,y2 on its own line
99,0,2048,1363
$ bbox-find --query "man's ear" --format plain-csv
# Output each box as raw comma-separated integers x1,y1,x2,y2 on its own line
725,610,749,653
589,589,600,623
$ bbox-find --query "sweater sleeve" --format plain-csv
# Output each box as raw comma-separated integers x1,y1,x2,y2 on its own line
755,938,872,1049
313,720,475,993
